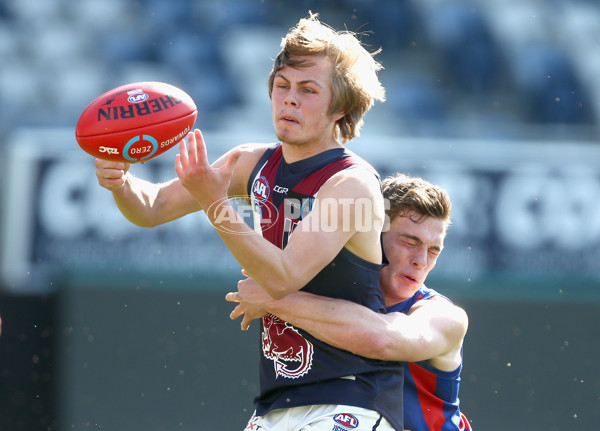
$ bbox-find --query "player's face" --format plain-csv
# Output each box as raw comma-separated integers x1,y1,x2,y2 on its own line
271,56,342,150
380,212,446,305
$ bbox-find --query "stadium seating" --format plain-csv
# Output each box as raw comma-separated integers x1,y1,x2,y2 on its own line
0,0,597,137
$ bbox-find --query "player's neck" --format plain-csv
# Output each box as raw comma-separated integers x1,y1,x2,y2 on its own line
281,139,343,163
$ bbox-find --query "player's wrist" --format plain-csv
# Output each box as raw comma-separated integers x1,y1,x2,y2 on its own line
205,198,242,229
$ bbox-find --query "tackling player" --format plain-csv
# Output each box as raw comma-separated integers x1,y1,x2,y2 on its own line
228,173,474,431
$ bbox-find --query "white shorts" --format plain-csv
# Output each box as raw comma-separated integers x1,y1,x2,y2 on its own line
243,404,395,431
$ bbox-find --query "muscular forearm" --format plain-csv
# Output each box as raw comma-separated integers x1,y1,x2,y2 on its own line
113,175,201,228
264,291,395,359
111,174,159,227
266,292,468,364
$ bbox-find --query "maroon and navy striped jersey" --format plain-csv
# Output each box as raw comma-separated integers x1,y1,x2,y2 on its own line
247,143,405,431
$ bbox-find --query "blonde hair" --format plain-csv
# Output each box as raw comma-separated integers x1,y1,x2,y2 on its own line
268,12,385,143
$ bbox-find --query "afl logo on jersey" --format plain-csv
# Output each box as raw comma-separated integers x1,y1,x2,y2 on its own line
252,176,270,203
333,413,359,429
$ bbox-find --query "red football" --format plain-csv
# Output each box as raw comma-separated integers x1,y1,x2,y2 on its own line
75,81,197,163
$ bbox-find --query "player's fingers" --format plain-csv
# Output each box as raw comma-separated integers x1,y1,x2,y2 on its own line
225,292,240,303
95,159,127,176
194,129,208,164
220,149,242,175
187,130,199,166
229,304,244,320
174,154,183,180
175,138,190,180
178,137,190,170
96,158,131,170
95,165,127,191
95,158,120,169
241,316,252,331
96,166,122,180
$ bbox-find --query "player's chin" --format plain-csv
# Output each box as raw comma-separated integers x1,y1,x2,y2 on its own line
275,129,296,145
275,120,301,133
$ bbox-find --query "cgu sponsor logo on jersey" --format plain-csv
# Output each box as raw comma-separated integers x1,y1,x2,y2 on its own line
262,314,313,379
333,413,359,429
96,94,183,121
273,185,288,194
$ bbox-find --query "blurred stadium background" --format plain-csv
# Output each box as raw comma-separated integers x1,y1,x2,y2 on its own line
0,0,599,430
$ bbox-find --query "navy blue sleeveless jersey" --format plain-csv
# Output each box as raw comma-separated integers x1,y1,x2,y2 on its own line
247,143,404,431
387,286,472,431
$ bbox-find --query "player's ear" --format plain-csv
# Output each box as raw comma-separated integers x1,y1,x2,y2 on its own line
334,110,345,122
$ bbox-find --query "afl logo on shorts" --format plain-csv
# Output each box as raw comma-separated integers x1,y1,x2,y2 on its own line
333,413,359,429
252,176,270,203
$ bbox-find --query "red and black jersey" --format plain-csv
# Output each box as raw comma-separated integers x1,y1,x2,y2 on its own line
247,143,404,431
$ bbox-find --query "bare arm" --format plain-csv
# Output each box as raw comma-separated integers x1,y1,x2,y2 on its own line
211,172,382,298
227,279,468,369
179,130,384,299
95,142,269,227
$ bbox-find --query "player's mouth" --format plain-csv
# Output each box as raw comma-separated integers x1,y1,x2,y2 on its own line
400,273,420,286
279,114,300,124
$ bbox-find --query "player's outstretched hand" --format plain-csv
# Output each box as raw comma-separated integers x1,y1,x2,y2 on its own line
95,158,131,191
175,129,241,211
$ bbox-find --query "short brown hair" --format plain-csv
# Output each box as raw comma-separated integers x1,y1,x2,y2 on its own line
382,173,452,229
268,12,385,143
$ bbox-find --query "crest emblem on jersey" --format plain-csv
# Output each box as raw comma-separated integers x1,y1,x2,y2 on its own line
262,314,313,379
333,413,359,429
252,176,270,203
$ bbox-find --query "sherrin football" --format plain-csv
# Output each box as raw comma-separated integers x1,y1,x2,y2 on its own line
75,81,197,163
